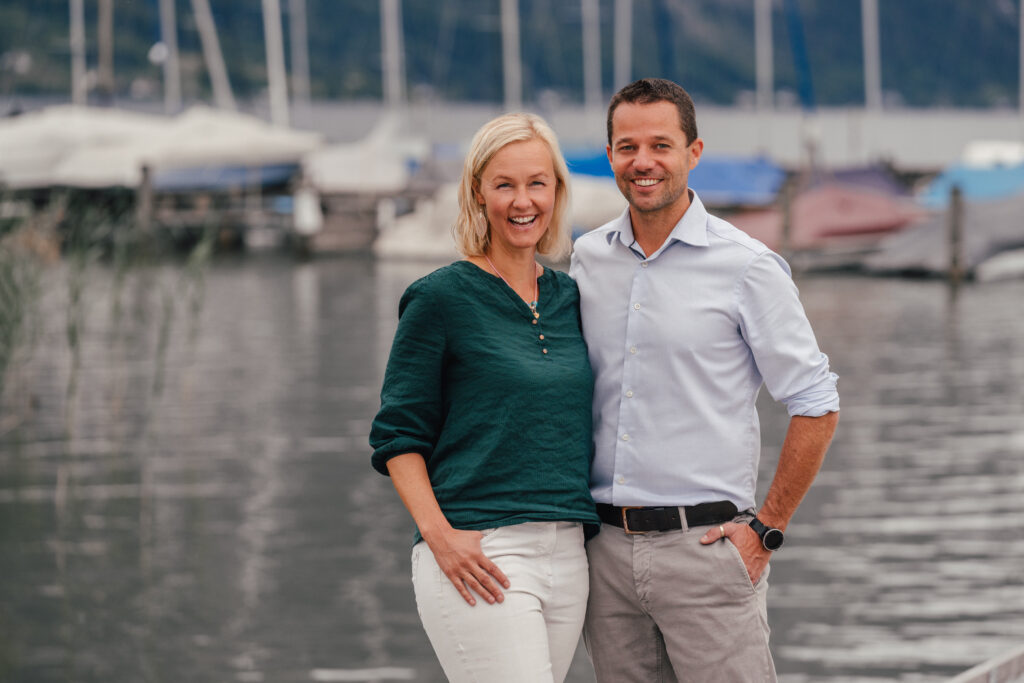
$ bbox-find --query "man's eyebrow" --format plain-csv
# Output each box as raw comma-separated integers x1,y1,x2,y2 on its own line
613,135,673,145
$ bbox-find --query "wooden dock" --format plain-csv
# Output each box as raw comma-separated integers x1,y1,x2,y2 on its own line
948,644,1024,683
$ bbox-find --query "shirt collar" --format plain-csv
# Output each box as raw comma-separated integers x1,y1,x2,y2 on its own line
606,189,710,253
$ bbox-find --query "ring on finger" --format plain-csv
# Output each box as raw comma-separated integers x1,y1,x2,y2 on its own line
719,525,726,540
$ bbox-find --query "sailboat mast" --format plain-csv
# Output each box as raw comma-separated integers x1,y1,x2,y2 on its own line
262,0,291,126
501,0,522,110
613,0,632,91
97,0,114,103
289,0,312,117
1019,0,1024,115
381,0,406,108
582,0,602,112
159,0,182,112
69,0,87,105
755,0,773,111
861,0,882,110
192,0,237,110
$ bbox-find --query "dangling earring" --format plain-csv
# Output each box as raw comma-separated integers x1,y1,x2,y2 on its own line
475,204,489,240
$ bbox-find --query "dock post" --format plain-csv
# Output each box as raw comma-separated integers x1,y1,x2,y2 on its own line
780,177,794,259
136,165,153,234
948,184,964,284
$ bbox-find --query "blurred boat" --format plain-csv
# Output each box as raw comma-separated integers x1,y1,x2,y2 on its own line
918,140,1024,208
0,105,321,189
564,150,786,208
865,141,1024,279
721,165,928,270
0,104,323,249
865,190,1024,278
373,174,625,262
299,112,430,253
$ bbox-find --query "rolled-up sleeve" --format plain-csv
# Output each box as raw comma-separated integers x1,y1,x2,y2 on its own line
369,282,447,474
737,252,839,417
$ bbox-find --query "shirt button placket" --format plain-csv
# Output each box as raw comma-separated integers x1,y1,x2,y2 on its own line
616,262,647,496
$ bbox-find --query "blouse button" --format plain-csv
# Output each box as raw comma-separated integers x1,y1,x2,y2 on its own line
532,319,538,325
542,348,548,354
539,334,545,340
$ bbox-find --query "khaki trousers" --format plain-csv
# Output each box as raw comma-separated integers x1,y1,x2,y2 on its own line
583,516,776,683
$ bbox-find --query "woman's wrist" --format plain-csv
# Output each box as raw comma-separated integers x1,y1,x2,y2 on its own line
419,519,454,546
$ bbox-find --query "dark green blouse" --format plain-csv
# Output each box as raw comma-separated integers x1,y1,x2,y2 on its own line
370,260,599,537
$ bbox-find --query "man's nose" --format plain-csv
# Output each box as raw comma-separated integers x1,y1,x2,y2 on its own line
632,147,654,171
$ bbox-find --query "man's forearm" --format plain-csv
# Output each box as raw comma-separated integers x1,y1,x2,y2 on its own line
757,411,839,529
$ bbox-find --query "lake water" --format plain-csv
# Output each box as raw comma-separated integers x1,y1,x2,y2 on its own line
1,253,1022,683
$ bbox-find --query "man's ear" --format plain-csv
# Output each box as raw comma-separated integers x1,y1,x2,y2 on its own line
688,138,704,170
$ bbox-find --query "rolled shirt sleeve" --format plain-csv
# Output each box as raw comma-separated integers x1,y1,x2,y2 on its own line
369,281,446,474
737,252,839,417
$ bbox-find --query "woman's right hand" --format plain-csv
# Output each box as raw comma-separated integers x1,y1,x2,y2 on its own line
424,527,511,606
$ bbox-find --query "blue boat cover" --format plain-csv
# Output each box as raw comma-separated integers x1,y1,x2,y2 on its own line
918,163,1024,208
152,163,299,192
564,150,785,207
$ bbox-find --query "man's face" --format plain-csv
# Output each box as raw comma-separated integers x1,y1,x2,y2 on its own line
606,100,703,217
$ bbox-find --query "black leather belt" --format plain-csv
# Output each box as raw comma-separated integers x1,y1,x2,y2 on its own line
597,501,738,534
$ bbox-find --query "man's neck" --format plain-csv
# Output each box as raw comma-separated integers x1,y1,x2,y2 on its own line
629,193,692,257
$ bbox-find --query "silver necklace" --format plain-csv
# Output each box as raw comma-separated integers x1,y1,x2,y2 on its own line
483,254,540,320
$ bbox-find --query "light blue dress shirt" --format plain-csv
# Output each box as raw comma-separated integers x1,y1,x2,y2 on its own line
569,192,839,510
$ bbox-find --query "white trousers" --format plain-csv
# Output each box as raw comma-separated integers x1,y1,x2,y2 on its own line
411,521,589,683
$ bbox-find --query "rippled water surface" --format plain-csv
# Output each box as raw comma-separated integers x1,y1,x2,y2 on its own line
1,254,1022,682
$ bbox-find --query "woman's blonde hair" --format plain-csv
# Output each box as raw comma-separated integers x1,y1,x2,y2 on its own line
453,112,572,259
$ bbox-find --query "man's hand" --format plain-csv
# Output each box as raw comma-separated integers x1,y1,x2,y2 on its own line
700,522,771,584
424,527,511,607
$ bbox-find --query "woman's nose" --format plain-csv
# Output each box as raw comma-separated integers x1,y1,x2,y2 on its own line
512,187,531,207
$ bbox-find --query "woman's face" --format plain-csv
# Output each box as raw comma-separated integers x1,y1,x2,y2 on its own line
474,138,557,255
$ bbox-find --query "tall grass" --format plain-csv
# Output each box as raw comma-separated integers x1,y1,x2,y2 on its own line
0,188,216,438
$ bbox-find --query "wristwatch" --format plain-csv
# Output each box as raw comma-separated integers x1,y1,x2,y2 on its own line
748,517,785,551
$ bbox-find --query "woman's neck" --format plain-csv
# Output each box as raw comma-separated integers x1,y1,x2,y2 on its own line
469,246,540,303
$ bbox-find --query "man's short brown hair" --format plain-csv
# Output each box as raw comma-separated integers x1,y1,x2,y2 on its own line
607,78,698,146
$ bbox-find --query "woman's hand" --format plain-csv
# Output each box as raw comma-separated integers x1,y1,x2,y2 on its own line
424,527,510,606
383,453,510,606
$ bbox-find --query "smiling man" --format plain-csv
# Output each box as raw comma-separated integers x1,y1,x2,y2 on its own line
570,78,840,682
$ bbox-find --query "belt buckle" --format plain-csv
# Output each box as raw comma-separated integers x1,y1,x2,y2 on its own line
621,506,643,534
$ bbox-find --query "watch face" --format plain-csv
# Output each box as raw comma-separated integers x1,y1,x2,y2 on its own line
762,528,785,551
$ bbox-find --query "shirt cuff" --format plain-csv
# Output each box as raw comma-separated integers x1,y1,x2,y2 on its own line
370,439,433,475
783,371,840,417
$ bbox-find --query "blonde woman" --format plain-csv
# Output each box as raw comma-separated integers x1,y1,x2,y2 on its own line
370,113,598,682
